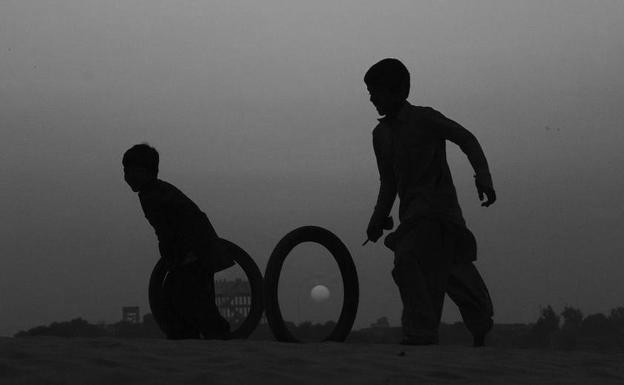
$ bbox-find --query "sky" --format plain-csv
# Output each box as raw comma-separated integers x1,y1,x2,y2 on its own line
1,0,623,337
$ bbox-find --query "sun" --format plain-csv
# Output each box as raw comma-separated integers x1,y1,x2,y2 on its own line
310,285,331,302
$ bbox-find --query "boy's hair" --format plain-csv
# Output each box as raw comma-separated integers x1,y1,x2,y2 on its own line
364,58,410,100
122,143,159,175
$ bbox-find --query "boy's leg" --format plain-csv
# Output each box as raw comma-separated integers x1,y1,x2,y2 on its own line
196,270,230,339
446,262,494,345
392,219,453,344
163,268,201,339
167,261,230,340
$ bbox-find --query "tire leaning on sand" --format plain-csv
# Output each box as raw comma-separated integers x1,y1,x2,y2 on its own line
148,238,264,339
264,226,359,342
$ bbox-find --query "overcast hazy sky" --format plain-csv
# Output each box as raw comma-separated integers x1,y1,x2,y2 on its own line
1,1,623,336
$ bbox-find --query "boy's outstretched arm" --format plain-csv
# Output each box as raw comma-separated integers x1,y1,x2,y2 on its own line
429,110,496,207
367,130,397,242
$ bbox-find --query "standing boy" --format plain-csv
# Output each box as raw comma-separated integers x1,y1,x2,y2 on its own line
123,143,233,339
364,58,496,346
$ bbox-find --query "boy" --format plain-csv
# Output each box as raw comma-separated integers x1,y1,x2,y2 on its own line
364,58,496,346
123,143,233,339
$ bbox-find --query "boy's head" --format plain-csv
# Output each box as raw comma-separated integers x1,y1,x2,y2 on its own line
122,143,159,192
364,58,410,117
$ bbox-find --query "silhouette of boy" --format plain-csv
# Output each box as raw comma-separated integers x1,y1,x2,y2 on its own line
364,58,496,346
123,143,233,339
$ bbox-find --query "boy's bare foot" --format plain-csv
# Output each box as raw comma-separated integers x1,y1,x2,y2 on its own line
472,319,493,347
472,333,486,347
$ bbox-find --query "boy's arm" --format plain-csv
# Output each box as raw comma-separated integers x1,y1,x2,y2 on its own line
429,109,496,207
140,198,179,264
171,199,234,271
368,129,397,241
169,198,218,256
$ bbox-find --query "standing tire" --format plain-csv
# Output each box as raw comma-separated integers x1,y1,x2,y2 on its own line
264,226,359,342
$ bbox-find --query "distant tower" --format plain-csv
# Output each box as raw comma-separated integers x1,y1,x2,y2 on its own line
215,278,252,327
122,306,140,324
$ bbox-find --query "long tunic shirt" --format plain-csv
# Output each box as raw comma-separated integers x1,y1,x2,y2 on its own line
372,102,494,260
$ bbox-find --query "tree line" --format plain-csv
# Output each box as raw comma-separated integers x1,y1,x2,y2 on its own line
522,305,624,350
14,314,163,339
14,305,624,350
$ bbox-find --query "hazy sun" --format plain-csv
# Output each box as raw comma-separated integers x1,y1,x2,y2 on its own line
310,285,330,302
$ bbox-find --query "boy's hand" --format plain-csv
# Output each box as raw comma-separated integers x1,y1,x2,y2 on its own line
366,222,384,243
476,182,496,207
366,224,383,242
475,173,496,207
365,215,393,244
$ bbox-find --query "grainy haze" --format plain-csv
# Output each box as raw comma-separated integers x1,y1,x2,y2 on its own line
1,1,623,336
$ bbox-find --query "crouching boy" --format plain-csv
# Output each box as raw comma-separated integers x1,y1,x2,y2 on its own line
123,143,233,339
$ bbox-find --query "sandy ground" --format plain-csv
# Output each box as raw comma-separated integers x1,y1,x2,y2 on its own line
1,337,623,385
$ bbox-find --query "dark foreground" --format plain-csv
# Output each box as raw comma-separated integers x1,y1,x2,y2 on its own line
1,337,623,384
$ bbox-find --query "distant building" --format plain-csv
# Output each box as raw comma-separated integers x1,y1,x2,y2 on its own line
215,278,251,326
122,306,140,324
370,316,390,329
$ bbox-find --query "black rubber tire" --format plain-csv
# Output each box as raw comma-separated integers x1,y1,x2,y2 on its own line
148,238,264,339
264,226,359,342
148,257,170,336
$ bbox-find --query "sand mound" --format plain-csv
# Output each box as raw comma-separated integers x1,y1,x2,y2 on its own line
1,337,623,384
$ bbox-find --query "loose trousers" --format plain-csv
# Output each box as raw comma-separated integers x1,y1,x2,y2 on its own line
392,219,493,341
163,260,229,339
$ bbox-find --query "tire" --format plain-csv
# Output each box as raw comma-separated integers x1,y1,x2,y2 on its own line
264,226,359,342
148,258,170,335
148,238,264,339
